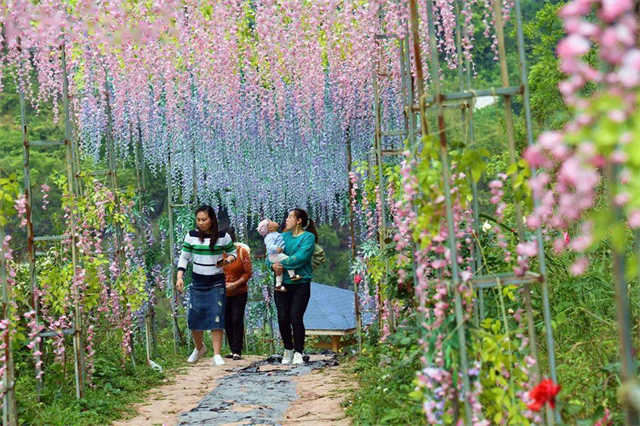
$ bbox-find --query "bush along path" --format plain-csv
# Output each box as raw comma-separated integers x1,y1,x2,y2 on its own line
114,354,350,426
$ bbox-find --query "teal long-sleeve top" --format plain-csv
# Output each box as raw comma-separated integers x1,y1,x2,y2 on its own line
266,231,316,284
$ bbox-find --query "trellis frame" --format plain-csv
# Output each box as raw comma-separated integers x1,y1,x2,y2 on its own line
19,46,86,403
369,26,422,337
166,138,198,354
15,45,159,426
404,0,560,423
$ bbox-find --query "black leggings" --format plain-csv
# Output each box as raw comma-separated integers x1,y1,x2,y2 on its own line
225,292,248,355
274,282,311,353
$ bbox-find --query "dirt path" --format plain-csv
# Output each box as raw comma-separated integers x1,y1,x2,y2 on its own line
112,354,353,426
281,359,353,425
113,355,263,426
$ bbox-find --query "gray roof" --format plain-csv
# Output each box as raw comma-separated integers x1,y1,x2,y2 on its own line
304,282,361,331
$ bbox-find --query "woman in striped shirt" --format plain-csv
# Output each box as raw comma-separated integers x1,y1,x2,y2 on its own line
177,205,237,366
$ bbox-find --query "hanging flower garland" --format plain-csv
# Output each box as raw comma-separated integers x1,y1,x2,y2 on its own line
523,0,640,272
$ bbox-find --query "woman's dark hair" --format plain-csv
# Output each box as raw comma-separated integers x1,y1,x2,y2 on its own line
227,226,236,242
195,205,219,250
290,208,318,241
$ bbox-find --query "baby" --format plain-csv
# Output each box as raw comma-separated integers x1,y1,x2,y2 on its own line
257,218,301,292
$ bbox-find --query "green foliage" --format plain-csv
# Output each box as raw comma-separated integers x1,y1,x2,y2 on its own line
15,328,186,426
474,306,532,424
522,2,571,131
0,173,20,225
312,223,352,289
344,314,426,426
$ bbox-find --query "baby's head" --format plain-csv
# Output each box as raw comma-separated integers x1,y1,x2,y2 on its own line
257,219,280,236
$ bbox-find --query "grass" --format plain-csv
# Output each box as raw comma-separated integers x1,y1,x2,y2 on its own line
16,330,187,426
343,321,426,426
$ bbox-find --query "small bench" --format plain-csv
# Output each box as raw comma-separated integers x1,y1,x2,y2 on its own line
306,328,357,353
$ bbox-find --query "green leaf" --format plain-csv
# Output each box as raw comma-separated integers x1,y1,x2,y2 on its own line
611,222,627,251
407,390,423,400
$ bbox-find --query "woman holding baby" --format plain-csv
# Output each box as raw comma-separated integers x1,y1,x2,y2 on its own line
267,208,317,365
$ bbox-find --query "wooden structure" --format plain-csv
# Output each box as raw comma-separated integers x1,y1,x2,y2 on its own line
303,283,370,353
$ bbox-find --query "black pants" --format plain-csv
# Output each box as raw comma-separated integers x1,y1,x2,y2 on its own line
274,282,311,353
225,292,248,355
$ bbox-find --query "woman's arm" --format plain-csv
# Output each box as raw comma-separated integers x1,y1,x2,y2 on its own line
177,237,193,272
281,233,315,270
219,234,238,264
176,235,192,291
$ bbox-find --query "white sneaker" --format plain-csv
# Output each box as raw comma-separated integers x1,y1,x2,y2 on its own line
281,349,294,365
292,352,304,365
187,346,207,364
213,354,226,366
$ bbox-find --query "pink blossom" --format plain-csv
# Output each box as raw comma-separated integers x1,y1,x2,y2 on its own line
614,193,630,206
526,215,541,230
618,49,640,88
517,241,538,258
559,1,594,19
570,257,589,276
628,210,640,229
599,0,633,22
557,34,591,58
611,151,628,164
523,146,552,169
431,259,447,269
570,235,593,252
608,109,626,122
553,238,566,254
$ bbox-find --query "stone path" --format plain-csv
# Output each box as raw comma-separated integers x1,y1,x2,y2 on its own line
113,354,350,426
178,355,341,426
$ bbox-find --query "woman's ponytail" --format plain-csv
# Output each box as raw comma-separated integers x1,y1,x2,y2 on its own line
292,208,319,242
306,218,319,242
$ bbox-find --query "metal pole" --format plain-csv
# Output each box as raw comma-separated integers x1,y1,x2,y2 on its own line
372,63,385,333
62,46,85,400
0,222,18,426
104,83,125,272
346,127,362,354
192,138,198,205
424,1,472,423
137,125,158,355
133,125,156,362
610,164,639,425
409,0,429,137
453,0,482,326
513,0,559,404
19,86,43,395
103,78,136,369
493,2,552,421
167,150,180,354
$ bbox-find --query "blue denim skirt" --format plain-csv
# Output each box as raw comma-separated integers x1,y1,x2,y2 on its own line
188,275,226,331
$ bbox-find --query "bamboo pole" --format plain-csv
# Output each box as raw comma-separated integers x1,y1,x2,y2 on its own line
0,225,18,426
346,126,362,354
19,85,43,396
62,46,85,400
423,1,472,423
